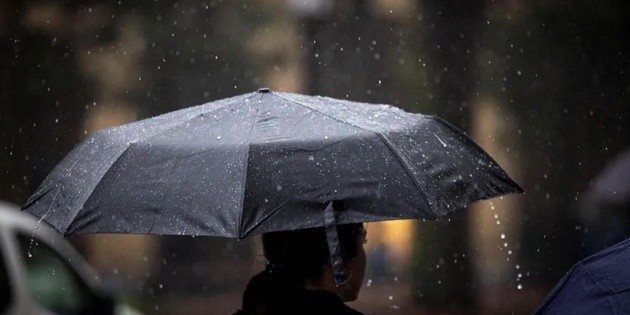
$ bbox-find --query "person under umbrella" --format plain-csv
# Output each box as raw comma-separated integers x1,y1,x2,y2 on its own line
23,89,523,313
534,237,630,314
535,148,630,314
235,223,366,315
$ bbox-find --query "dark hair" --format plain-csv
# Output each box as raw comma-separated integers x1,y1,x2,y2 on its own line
238,223,364,315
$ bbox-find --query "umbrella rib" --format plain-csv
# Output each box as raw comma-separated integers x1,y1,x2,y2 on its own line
67,96,257,234
427,116,524,194
240,201,291,238
237,107,259,238
129,93,256,146
65,143,133,235
376,136,440,218
275,93,440,218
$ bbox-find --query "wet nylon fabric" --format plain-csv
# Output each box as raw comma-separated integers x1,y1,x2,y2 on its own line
534,237,630,314
23,90,522,237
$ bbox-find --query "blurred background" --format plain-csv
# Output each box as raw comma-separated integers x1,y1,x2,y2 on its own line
1,0,629,314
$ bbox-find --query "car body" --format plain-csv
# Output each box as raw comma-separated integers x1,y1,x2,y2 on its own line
0,200,116,315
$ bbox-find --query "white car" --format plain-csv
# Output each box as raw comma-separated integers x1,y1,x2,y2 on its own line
0,201,127,315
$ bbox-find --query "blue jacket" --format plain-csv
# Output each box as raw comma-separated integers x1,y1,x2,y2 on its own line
535,237,630,314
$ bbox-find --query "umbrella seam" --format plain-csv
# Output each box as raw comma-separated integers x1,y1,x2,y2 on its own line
93,93,255,137
377,134,440,218
237,103,259,238
427,116,523,194
582,265,620,313
65,144,133,235
69,94,257,235
275,93,440,218
130,93,256,147
240,201,292,237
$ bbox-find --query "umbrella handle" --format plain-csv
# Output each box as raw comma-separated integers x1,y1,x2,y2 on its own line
323,201,349,287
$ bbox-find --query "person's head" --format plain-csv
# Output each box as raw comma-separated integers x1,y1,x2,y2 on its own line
241,223,367,311
262,223,367,301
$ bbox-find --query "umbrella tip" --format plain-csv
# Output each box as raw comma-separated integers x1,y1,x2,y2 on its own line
257,87,271,93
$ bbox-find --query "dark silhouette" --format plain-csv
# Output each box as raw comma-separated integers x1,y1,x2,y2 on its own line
235,223,366,315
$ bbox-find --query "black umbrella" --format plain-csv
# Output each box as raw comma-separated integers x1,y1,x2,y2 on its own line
23,89,522,283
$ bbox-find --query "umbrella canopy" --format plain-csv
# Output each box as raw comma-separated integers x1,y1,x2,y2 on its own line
23,89,521,238
534,237,630,314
